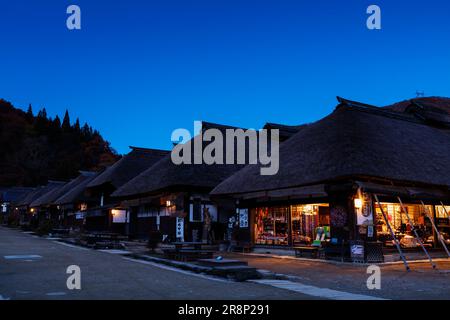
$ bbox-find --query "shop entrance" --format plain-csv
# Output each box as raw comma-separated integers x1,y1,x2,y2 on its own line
253,203,330,246
435,205,450,244
291,204,330,246
254,207,289,245
374,202,435,247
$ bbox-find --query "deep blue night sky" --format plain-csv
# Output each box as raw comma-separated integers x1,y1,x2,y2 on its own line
1,0,450,153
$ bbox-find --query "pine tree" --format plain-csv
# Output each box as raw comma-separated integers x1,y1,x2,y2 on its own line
74,118,81,132
62,109,71,131
38,107,47,119
82,122,91,140
54,115,61,128
26,104,33,118
34,107,49,134
0,99,119,187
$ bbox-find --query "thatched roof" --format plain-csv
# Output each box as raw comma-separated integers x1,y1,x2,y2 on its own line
1,187,34,203
30,180,71,207
263,123,307,141
111,122,251,198
87,147,169,190
384,97,450,128
18,181,65,207
15,188,39,207
53,171,98,205
211,97,450,196
384,97,450,115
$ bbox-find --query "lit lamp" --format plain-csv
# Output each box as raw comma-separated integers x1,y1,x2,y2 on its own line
354,198,363,209
30,208,35,213
166,200,172,207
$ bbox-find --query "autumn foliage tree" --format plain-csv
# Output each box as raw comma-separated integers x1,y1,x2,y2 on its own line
0,99,119,187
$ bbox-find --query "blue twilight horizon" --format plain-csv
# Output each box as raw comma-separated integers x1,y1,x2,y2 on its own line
1,0,450,154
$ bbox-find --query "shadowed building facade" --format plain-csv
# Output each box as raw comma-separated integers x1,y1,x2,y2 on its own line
112,121,303,242
84,146,169,234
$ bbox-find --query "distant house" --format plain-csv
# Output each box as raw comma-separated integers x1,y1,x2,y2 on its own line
16,182,65,229
12,173,99,231
0,187,34,225
211,97,450,258
29,181,69,227
84,147,169,234
52,171,99,230
111,122,303,242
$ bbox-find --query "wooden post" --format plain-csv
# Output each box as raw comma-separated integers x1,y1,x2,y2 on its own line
374,194,410,271
397,197,435,269
420,200,450,257
432,205,438,248
287,205,293,247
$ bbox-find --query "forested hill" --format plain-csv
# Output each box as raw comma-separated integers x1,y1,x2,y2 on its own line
0,99,119,187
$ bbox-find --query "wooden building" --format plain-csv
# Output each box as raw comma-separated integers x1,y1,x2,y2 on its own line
84,146,169,234
29,180,74,228
111,122,303,242
0,187,34,225
211,97,450,260
16,181,65,229
53,171,99,231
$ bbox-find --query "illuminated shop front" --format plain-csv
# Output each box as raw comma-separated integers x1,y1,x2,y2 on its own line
374,202,435,247
352,182,450,250
370,202,450,247
434,205,450,244
252,204,330,246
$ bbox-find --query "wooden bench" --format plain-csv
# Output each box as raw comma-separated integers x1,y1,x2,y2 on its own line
293,246,319,259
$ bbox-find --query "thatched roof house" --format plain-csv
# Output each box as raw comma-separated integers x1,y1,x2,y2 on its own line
30,180,72,208
1,187,34,205
0,187,34,223
54,171,98,206
211,97,450,197
111,122,251,199
87,146,169,193
17,181,65,208
15,188,39,207
208,97,450,254
111,122,264,240
82,147,169,233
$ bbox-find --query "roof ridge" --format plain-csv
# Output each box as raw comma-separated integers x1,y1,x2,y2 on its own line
264,122,306,128
201,121,246,131
78,170,98,176
129,146,170,153
47,180,67,184
336,96,426,125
